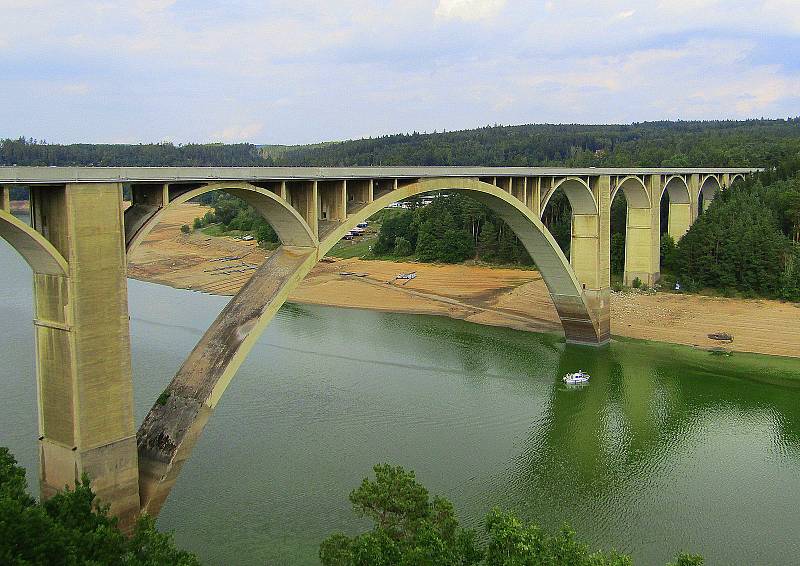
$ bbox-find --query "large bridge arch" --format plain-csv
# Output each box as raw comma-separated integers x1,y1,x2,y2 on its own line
136,177,605,517
126,181,316,255
0,209,68,276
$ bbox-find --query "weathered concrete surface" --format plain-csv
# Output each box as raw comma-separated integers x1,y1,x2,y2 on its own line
0,209,68,275
137,246,317,516
30,183,139,532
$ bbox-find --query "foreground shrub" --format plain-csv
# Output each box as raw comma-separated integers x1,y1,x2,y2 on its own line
0,446,199,565
321,464,702,566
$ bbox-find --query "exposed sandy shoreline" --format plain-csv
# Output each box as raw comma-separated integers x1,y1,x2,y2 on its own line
128,203,800,359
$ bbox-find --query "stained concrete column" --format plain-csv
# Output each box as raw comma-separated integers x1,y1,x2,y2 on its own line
339,180,347,220
287,181,318,238
687,174,700,226
31,183,139,530
1,185,9,212
623,176,661,286
570,176,611,342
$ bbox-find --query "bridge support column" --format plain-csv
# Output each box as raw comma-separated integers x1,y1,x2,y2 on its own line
667,174,693,243
287,181,318,238
31,183,139,531
623,176,661,286
570,176,611,343
1,185,9,212
124,183,168,249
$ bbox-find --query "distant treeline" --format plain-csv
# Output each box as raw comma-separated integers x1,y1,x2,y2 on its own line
3,119,800,172
0,138,264,167
270,119,800,168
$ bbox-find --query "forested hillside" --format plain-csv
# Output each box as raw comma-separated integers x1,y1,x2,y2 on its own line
672,156,800,301
3,119,800,169
270,119,800,168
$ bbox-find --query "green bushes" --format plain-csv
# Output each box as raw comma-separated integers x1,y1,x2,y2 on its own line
393,236,413,256
320,463,702,566
191,192,279,246
0,447,199,565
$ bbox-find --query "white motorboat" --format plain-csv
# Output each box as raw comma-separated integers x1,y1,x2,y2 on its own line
563,370,590,385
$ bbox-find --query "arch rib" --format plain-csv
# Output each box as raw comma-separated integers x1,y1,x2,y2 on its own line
0,209,68,275
612,176,651,209
126,181,316,256
541,176,598,215
136,177,604,518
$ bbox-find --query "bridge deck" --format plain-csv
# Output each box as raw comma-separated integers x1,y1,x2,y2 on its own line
0,166,759,184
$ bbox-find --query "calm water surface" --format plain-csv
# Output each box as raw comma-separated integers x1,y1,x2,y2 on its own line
1,222,799,565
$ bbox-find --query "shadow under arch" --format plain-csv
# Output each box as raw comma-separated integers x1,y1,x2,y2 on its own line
126,181,317,255
135,177,605,518
540,176,598,216
698,174,721,215
0,209,68,276
610,176,652,285
661,176,692,242
611,176,650,209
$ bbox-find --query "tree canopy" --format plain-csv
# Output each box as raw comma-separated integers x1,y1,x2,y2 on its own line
320,463,703,566
0,447,199,565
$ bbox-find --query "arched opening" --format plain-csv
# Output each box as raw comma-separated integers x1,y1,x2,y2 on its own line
125,185,307,297
659,176,692,282
540,177,599,264
610,177,652,287
126,181,316,257
698,175,720,216
660,176,692,243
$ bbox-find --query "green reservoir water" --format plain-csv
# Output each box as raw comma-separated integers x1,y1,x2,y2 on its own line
1,223,800,565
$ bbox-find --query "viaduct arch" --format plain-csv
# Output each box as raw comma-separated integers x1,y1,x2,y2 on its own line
135,177,604,516
0,167,757,529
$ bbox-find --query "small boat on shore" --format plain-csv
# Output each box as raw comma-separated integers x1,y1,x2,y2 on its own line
563,370,590,385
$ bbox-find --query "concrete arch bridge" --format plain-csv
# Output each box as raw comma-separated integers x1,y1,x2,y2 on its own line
0,166,755,528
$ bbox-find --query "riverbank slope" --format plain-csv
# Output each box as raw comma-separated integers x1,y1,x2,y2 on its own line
127,203,800,358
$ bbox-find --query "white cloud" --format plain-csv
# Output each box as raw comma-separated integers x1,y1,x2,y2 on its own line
435,0,507,21
210,123,265,143
0,1,798,143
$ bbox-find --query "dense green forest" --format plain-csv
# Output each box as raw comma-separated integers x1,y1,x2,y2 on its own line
671,157,800,300
269,119,800,168
3,119,799,170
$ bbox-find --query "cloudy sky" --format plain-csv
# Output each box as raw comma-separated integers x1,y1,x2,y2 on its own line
1,0,799,144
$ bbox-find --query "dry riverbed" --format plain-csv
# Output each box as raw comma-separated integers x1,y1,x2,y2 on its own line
127,203,800,358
